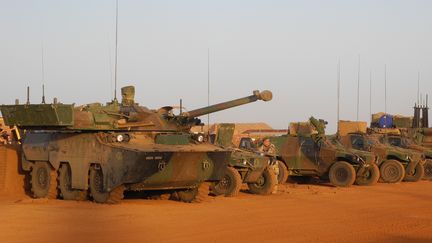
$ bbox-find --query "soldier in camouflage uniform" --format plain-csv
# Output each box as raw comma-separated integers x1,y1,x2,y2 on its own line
258,137,279,193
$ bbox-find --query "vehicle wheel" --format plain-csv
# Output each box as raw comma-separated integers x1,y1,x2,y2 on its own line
247,167,277,195
30,161,58,199
355,164,380,186
176,183,210,203
58,164,87,201
328,161,356,187
277,161,289,184
210,167,242,197
423,159,432,180
379,160,405,183
404,163,424,182
89,167,124,204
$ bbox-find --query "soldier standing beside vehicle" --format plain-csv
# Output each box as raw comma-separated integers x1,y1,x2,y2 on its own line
259,137,279,193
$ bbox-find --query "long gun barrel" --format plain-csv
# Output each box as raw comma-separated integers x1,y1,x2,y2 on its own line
182,90,273,118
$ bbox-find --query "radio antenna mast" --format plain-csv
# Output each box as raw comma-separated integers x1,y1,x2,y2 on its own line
369,70,372,121
417,71,420,105
207,48,210,135
113,0,119,102
384,64,387,115
356,54,360,121
337,58,341,125
41,40,46,104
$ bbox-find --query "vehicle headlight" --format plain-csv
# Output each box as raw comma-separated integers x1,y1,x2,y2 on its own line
116,134,124,142
196,134,204,143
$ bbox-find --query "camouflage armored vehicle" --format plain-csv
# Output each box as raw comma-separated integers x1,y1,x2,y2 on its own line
241,117,379,187
339,130,425,183
207,123,277,197
0,86,273,203
381,131,431,180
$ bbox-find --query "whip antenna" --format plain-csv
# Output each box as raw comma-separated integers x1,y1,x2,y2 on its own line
337,58,341,128
356,54,360,121
114,0,119,101
207,48,210,135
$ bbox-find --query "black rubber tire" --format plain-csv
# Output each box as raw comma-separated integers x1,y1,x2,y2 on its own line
423,159,432,180
58,164,87,201
379,160,405,183
210,167,242,197
89,167,124,204
30,161,57,199
247,167,277,195
177,183,210,203
404,162,425,182
277,161,289,184
355,164,380,186
328,161,356,187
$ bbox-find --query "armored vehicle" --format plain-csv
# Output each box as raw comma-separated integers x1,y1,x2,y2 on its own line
339,130,425,183
0,86,273,203
381,131,431,180
208,123,277,197
242,117,379,187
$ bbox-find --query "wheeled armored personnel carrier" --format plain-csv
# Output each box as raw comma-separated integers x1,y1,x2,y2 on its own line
339,128,425,183
241,117,379,187
207,123,277,197
0,86,273,203
381,131,431,180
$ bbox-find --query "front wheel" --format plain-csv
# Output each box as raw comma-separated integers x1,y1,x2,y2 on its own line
328,161,356,187
30,161,57,199
355,164,380,186
247,167,277,195
423,159,432,180
210,167,242,197
379,160,405,183
404,163,424,182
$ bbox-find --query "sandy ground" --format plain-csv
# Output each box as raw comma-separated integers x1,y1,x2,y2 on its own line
0,181,431,243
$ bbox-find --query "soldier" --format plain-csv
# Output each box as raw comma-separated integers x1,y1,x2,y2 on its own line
258,137,279,194
258,137,276,156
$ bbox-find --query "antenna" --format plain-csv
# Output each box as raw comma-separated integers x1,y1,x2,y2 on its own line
42,84,46,104
26,86,30,105
384,64,387,115
207,48,210,135
113,0,119,101
417,71,420,105
337,58,341,125
356,54,360,121
369,70,372,122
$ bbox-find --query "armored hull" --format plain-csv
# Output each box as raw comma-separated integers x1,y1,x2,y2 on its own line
2,87,273,203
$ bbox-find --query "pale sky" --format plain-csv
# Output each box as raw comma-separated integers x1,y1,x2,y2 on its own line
0,0,431,133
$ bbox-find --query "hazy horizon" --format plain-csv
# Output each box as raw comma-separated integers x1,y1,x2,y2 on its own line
1,0,431,133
